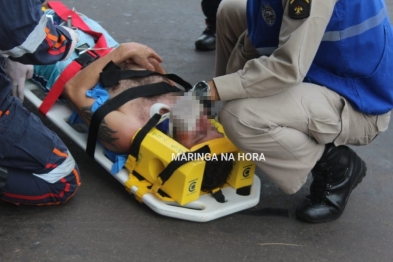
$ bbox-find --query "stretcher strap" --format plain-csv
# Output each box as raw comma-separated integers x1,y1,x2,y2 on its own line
87,84,180,157
125,114,164,175
39,1,113,115
100,62,193,91
150,145,210,195
38,59,82,115
129,114,162,160
159,146,210,185
211,188,226,203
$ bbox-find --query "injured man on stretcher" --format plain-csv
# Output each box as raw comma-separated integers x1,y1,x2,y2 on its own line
28,22,232,192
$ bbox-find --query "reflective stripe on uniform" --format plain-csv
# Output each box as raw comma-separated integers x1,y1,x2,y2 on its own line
33,150,76,184
0,15,48,57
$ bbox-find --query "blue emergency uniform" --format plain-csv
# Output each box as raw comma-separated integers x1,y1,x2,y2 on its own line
0,0,81,205
247,0,393,115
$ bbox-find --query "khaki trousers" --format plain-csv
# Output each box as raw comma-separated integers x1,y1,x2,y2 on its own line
215,0,391,194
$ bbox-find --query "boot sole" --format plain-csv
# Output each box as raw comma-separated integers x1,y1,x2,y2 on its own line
195,42,215,51
296,159,367,223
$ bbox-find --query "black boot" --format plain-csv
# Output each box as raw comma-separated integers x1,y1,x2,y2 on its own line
195,27,216,51
296,144,367,223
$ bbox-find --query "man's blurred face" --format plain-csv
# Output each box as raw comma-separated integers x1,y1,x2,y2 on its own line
174,114,223,148
124,65,222,148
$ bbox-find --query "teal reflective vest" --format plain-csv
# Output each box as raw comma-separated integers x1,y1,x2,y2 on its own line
247,0,393,115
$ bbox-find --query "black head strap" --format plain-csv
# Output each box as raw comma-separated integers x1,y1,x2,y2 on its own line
99,61,192,91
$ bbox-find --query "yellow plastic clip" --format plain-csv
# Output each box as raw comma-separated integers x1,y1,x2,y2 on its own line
124,175,138,194
151,177,164,194
211,188,220,194
125,174,153,203
135,187,149,203
124,154,138,174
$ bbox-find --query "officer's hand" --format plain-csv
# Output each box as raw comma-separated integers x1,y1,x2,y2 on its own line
4,58,34,101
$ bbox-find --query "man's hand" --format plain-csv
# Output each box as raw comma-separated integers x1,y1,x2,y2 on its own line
147,57,166,74
115,43,163,72
4,58,34,101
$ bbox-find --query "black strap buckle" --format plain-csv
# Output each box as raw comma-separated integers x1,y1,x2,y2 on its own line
75,49,100,68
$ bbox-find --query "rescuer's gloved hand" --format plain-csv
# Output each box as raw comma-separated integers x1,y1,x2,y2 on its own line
4,58,34,101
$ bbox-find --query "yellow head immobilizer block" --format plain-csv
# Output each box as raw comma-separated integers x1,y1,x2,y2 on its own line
124,120,255,206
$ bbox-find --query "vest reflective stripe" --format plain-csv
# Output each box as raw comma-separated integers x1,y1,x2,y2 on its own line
255,46,276,56
322,8,388,42
247,0,393,115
